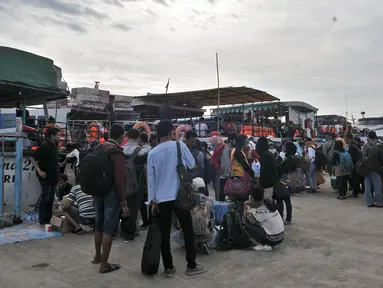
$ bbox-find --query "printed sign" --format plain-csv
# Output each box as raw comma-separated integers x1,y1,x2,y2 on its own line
2,157,40,213
2,158,35,183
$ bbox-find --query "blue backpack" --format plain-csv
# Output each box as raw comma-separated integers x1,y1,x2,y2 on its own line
340,152,354,174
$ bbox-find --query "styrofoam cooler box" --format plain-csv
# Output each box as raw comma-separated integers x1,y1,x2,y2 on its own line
211,201,235,226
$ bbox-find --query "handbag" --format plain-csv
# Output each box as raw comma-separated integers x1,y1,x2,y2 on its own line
284,168,306,193
316,172,325,185
141,215,161,275
175,141,194,210
224,173,252,198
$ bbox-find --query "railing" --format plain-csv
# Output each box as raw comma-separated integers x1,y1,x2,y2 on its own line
173,115,289,138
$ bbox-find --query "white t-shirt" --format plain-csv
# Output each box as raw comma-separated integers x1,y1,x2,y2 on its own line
195,123,208,137
247,205,284,236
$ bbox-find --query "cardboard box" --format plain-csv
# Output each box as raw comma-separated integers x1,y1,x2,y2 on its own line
50,215,73,234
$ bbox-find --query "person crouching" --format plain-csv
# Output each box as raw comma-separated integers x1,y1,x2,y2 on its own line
243,186,285,252
63,172,96,234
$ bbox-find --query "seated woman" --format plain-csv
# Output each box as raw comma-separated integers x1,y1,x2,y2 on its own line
243,186,285,251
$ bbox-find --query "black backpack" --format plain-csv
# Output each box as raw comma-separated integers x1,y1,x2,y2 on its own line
79,145,120,196
315,148,327,167
124,147,142,197
216,210,251,250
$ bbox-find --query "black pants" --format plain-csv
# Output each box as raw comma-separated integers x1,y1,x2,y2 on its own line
244,223,284,247
39,180,56,225
218,178,228,202
123,180,146,239
327,161,333,177
351,170,361,196
140,199,151,226
277,194,292,222
158,200,196,269
337,175,348,197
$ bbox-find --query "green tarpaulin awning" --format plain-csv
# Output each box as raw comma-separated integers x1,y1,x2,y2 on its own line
0,46,69,107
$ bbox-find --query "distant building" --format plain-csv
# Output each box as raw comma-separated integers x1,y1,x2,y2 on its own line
316,115,346,126
46,86,137,121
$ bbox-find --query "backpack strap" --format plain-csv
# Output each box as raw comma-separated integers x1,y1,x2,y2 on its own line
327,142,334,155
176,141,182,166
131,146,142,161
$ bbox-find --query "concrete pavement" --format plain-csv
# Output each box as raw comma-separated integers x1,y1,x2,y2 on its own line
1,182,383,288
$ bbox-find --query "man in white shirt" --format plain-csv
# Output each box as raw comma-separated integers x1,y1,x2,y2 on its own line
194,117,209,137
147,120,207,277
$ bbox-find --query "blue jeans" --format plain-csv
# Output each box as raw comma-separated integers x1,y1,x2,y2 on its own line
364,172,382,206
307,163,317,190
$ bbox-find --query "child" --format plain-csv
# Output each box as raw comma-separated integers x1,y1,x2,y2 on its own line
243,186,285,251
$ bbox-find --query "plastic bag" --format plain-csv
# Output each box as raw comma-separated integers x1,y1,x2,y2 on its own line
252,161,261,178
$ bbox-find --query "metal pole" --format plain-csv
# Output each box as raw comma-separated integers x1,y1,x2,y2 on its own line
55,100,58,120
216,53,220,135
242,103,245,134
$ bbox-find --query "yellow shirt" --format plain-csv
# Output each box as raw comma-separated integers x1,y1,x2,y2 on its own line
231,148,250,178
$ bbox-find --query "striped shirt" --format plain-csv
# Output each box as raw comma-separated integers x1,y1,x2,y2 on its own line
67,185,95,219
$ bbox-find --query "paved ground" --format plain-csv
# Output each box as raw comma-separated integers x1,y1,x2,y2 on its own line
1,179,383,288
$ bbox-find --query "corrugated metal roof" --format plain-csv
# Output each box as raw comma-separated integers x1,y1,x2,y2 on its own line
133,86,278,107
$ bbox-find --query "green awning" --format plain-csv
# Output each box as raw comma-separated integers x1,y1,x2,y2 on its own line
0,46,69,107
0,46,59,89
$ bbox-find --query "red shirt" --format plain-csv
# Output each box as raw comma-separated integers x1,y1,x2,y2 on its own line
101,140,126,202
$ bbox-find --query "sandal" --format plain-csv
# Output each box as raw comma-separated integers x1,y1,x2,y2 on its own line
92,255,102,264
100,263,121,274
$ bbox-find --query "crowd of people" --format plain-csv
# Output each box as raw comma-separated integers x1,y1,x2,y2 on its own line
29,120,383,277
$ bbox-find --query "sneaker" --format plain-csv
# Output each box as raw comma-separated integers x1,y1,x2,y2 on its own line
253,245,272,252
186,264,208,276
284,220,292,225
164,266,176,278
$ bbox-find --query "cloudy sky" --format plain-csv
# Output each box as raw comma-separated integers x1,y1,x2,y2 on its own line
0,0,382,117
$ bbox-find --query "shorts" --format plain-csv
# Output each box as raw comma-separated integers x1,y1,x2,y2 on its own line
94,191,121,235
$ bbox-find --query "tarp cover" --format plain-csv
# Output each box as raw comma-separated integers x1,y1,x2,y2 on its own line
0,46,58,89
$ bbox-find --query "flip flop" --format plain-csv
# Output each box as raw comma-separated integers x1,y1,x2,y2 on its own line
100,263,121,274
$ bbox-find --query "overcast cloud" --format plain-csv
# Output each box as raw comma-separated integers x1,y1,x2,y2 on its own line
0,0,382,117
